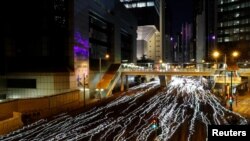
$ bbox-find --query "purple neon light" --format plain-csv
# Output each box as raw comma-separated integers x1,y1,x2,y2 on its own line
212,35,216,40
74,32,90,59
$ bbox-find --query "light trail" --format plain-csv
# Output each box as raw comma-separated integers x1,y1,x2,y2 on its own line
0,77,247,141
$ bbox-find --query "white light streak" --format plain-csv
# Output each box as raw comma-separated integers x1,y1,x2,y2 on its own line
0,78,247,141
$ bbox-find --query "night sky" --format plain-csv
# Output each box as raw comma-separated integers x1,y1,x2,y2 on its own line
169,0,193,34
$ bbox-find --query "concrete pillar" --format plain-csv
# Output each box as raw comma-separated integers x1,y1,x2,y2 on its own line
158,75,166,87
120,74,124,92
125,75,129,90
248,77,250,92
166,75,172,83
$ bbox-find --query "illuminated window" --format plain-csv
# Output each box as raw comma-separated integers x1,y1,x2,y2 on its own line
224,37,229,42
240,28,245,32
147,2,154,7
127,4,132,8
137,2,146,8
132,3,137,8
234,20,239,25
235,13,240,17
233,28,239,33
124,4,133,8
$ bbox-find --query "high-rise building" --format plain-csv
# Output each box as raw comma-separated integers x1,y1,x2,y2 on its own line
121,0,160,28
194,0,217,62
217,0,250,60
171,24,193,63
181,23,193,62
195,0,250,62
120,0,169,62
136,26,161,61
0,0,137,99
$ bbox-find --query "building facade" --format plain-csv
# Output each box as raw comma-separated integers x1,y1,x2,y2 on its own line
194,0,250,62
194,0,217,62
217,0,250,61
0,0,137,100
121,0,160,29
120,0,169,62
137,26,161,61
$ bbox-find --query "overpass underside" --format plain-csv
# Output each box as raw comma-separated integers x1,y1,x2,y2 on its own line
119,70,216,91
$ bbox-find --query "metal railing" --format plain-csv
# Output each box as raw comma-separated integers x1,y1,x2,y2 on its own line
120,62,250,75
104,65,122,97
120,62,218,72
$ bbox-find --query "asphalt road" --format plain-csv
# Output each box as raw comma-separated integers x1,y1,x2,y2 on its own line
0,77,248,141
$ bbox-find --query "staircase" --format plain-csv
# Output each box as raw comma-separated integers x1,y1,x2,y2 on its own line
96,64,121,97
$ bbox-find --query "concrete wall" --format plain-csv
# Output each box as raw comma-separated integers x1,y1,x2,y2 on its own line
0,100,18,120
4,72,76,99
148,31,161,61
137,40,147,59
0,112,23,135
0,90,81,122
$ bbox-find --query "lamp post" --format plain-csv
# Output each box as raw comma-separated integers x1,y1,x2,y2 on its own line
83,74,86,107
159,59,163,71
232,51,239,108
232,51,239,62
229,70,233,111
212,51,220,69
97,53,109,100
78,74,87,107
228,51,239,111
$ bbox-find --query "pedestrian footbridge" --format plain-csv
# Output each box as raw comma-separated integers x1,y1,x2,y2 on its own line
97,62,250,97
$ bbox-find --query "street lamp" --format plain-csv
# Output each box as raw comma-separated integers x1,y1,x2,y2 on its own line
78,73,87,107
159,59,163,71
227,51,239,111
212,51,220,69
232,51,239,61
97,53,109,100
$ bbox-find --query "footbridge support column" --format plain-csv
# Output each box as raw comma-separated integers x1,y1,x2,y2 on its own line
166,75,172,83
125,75,129,90
248,76,250,92
158,75,166,87
121,74,124,92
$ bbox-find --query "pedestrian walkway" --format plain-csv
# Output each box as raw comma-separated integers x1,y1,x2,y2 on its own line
233,91,250,118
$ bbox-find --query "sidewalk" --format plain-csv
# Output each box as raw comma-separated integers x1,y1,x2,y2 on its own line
232,91,250,118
